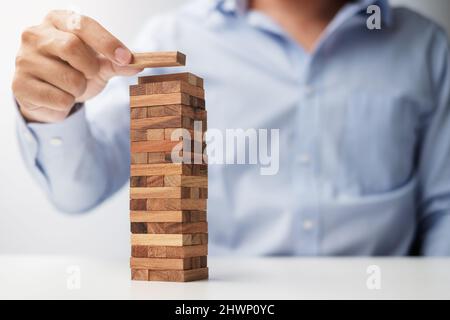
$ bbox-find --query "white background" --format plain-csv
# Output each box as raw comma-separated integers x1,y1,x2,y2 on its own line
0,0,449,259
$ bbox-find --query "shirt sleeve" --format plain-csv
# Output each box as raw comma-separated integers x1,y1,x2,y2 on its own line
16,81,130,213
417,27,450,256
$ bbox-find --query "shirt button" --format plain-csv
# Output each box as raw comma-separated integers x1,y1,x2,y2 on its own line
49,137,63,147
296,154,311,165
303,220,314,231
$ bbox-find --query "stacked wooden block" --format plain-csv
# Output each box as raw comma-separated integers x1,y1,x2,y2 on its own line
129,72,208,282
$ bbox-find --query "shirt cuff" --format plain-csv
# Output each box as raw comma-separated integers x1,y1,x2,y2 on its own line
16,104,90,163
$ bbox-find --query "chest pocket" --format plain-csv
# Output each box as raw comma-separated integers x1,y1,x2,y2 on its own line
340,92,420,194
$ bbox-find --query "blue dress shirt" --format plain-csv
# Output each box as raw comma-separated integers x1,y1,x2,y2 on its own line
17,0,450,256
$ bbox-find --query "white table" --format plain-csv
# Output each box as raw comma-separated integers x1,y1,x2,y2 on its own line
0,255,449,299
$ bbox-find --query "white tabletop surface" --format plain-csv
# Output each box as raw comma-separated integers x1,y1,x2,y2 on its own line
0,255,449,300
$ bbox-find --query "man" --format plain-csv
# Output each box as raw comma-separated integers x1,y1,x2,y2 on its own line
12,0,450,256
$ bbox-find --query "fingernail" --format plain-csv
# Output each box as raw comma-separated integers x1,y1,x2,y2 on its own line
114,47,132,65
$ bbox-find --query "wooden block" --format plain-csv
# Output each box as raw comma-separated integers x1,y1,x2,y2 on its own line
192,165,208,176
149,105,196,119
131,153,148,164
131,234,184,246
148,268,208,282
145,222,208,234
131,222,147,234
147,199,207,211
146,176,164,187
133,245,208,258
147,246,167,258
131,269,149,281
130,257,203,271
164,176,208,188
132,245,149,258
130,199,147,211
130,164,192,177
190,211,207,223
130,187,191,200
138,72,204,88
129,51,186,68
165,245,208,258
130,81,205,99
147,129,165,141
147,153,167,164
131,234,207,246
130,130,148,142
130,107,147,119
131,140,181,153
130,211,206,223
130,176,147,188
130,116,192,130
130,93,190,108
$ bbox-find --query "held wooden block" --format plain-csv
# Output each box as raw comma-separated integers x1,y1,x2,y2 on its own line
130,81,205,99
148,268,209,282
147,199,207,211
130,211,207,223
131,233,208,246
129,52,186,68
131,245,208,258
138,72,204,88
130,257,206,271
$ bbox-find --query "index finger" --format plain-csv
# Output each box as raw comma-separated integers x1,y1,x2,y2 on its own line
45,10,132,66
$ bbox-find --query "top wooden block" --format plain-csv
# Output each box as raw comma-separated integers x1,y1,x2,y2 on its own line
129,52,186,69
138,73,204,88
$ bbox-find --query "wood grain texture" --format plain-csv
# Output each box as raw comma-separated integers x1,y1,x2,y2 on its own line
164,175,208,188
130,94,205,109
131,245,208,258
148,105,197,118
130,107,147,119
131,140,181,153
147,199,207,211
131,269,149,281
144,222,208,234
130,187,191,199
130,81,205,99
149,268,208,282
130,211,206,223
130,257,205,271
130,116,192,130
130,93,190,108
129,52,186,68
130,164,192,176
131,234,207,246
131,153,148,164
138,73,204,88
131,268,208,282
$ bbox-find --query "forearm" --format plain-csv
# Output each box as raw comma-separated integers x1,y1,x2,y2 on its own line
17,105,129,213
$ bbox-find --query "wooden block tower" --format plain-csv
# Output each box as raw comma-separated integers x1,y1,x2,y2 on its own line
129,52,208,282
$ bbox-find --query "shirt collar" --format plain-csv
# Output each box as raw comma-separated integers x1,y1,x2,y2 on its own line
212,0,392,27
